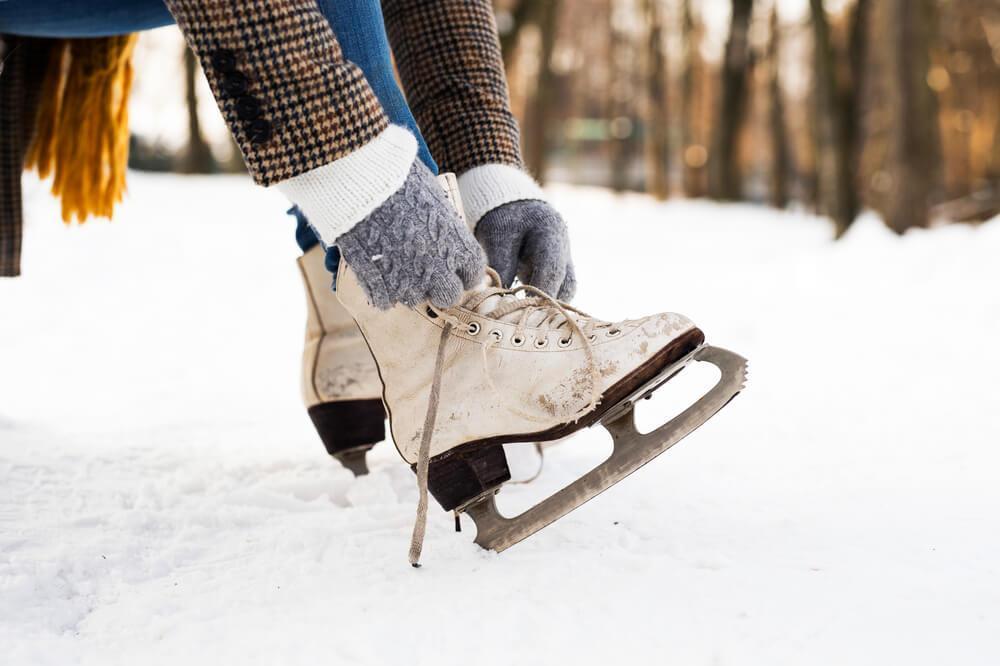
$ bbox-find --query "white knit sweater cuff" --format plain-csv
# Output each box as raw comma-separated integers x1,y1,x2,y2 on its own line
275,125,418,245
457,163,546,228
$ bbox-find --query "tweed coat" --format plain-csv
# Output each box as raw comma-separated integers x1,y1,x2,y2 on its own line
163,0,524,185
0,37,52,276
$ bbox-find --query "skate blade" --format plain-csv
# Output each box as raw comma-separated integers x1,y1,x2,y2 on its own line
333,446,372,476
463,344,748,552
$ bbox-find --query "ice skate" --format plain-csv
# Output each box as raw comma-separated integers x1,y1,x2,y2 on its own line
334,260,748,563
297,173,469,475
298,245,385,475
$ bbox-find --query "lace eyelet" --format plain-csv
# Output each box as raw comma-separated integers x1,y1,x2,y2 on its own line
425,307,439,319
607,328,622,337
467,321,481,335
558,337,572,348
534,337,549,349
489,329,503,342
511,335,525,347
588,334,597,342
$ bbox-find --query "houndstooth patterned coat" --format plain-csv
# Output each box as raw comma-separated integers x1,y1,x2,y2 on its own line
164,0,524,186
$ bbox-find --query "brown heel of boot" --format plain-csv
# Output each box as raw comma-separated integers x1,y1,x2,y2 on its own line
307,399,386,476
425,446,511,512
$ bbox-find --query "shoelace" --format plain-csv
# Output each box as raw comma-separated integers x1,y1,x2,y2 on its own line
408,270,604,566
508,443,546,486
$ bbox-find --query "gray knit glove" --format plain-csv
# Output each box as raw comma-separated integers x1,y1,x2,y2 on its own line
474,200,576,301
336,162,486,310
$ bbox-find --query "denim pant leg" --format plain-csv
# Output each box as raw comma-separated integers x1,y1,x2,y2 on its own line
317,0,436,174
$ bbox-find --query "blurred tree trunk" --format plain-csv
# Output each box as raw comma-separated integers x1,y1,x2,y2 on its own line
991,113,1000,188
767,6,789,209
609,3,635,193
680,0,706,197
523,0,560,183
709,0,753,200
878,0,940,233
826,0,871,236
643,0,670,199
499,0,539,69
810,0,852,234
180,47,215,174
932,0,998,212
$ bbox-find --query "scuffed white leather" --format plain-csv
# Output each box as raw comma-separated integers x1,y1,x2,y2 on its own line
297,246,383,406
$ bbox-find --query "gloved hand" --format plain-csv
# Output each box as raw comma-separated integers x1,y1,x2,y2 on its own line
474,199,576,301
336,161,485,310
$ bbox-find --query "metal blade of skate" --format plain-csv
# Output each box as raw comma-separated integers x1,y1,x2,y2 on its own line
463,345,748,552
333,447,371,476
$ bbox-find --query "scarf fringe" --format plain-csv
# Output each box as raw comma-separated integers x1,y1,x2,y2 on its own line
25,35,137,224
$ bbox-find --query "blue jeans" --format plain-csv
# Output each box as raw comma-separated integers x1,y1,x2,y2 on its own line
0,0,438,255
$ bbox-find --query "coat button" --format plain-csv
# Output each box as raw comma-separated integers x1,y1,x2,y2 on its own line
210,49,237,72
248,119,272,145
222,71,249,96
236,96,261,121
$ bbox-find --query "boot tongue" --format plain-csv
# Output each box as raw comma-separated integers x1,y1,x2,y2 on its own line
469,282,521,323
468,277,576,329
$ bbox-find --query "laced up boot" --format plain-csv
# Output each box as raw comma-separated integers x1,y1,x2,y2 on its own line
335,260,747,563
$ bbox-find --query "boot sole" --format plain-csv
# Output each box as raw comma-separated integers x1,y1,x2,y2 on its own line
308,399,386,476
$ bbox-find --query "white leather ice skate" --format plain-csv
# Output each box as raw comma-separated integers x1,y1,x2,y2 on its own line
298,244,386,475
335,258,748,564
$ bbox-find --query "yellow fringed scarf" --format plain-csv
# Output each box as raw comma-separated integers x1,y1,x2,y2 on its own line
25,35,137,223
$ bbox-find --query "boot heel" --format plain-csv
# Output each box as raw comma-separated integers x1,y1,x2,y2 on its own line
426,446,511,512
308,399,386,476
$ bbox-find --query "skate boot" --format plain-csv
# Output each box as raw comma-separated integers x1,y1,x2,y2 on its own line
334,261,748,563
297,244,386,475
297,173,469,475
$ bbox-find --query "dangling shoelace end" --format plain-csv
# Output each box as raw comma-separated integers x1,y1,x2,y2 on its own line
406,275,606,564
408,322,454,568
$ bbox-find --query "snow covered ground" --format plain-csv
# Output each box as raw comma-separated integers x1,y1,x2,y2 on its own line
2,172,999,665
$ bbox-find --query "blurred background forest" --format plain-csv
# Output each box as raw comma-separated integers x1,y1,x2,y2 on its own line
129,0,1000,236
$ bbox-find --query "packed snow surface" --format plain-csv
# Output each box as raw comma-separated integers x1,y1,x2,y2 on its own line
2,173,998,665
